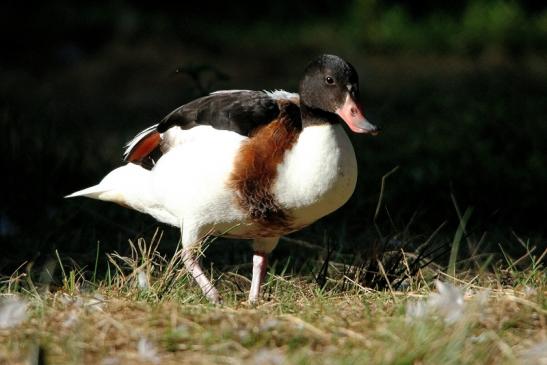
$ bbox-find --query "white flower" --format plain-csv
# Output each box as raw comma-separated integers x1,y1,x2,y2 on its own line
137,270,149,290
62,310,79,328
101,356,120,365
238,329,251,342
524,286,537,297
520,340,547,365
137,337,159,364
405,280,465,324
250,348,285,365
260,319,280,331
0,296,28,329
469,333,488,343
428,280,464,324
405,300,428,322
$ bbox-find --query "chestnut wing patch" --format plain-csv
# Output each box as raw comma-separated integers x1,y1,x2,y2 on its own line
123,125,162,169
229,102,302,226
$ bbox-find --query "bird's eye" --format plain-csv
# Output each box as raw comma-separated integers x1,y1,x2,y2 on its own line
325,76,334,85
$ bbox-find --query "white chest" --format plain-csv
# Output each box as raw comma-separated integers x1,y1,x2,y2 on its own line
273,123,358,226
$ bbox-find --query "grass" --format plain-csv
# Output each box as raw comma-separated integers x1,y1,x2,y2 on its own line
1,228,545,365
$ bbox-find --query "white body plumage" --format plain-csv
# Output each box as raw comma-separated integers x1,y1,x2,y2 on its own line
68,122,357,239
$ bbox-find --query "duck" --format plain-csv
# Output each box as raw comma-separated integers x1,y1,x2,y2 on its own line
66,54,379,304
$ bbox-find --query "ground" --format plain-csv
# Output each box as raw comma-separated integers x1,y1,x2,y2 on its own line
1,235,545,365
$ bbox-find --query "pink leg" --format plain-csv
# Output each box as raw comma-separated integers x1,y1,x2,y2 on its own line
249,237,279,304
182,247,220,304
181,225,221,304
249,252,268,303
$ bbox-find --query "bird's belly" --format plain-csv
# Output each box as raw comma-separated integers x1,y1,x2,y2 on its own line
217,125,358,238
288,172,357,225
145,124,358,240
216,165,357,239
273,124,358,228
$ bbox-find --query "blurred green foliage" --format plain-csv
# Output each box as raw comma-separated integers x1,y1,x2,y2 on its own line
345,0,547,54
3,1,547,70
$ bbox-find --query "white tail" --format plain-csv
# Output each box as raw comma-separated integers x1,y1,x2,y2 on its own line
65,164,151,209
64,185,109,199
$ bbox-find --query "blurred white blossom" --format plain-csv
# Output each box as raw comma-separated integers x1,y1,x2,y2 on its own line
524,286,538,297
62,310,79,328
238,329,251,342
101,356,120,365
520,340,547,365
406,280,465,324
0,296,29,329
429,280,465,323
250,348,285,365
137,270,149,289
260,318,280,331
469,333,488,343
405,300,428,321
138,337,159,364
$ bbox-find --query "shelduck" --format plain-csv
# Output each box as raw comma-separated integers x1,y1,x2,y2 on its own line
66,54,379,304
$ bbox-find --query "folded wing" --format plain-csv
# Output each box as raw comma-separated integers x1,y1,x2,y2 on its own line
124,90,299,167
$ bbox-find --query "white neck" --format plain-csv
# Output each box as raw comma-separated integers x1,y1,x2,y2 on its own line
273,123,358,225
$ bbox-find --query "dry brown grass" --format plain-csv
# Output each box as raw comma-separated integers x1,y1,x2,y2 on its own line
1,233,545,365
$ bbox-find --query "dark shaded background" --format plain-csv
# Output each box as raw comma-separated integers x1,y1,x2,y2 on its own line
1,0,546,275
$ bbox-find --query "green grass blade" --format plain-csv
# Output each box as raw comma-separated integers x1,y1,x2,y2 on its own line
92,242,100,284
448,207,473,279
55,249,67,282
